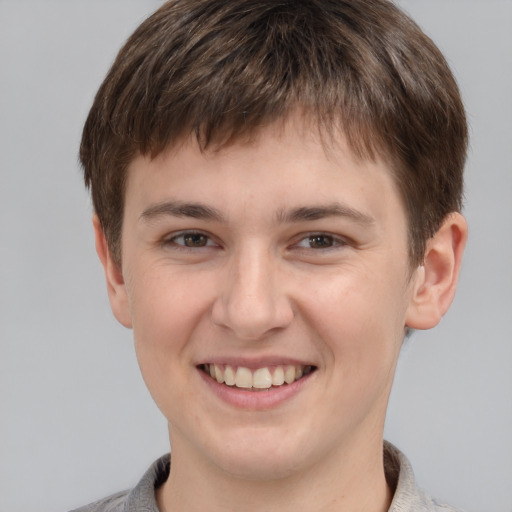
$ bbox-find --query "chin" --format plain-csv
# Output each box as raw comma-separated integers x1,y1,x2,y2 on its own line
214,450,305,481
199,426,313,481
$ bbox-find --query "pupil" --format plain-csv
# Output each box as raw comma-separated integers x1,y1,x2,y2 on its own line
310,235,332,248
185,234,207,247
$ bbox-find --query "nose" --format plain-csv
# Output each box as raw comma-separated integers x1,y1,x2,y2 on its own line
211,245,294,341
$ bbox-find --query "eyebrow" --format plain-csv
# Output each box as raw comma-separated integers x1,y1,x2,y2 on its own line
139,200,374,226
276,204,375,226
140,201,226,223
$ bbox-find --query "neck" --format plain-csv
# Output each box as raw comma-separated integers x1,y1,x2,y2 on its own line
156,433,392,512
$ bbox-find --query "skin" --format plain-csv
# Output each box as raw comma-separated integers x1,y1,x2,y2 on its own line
95,118,467,512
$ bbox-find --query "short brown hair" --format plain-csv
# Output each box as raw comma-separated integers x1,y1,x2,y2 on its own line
80,0,468,266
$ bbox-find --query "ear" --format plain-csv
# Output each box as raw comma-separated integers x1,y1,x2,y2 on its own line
405,213,467,330
93,215,132,328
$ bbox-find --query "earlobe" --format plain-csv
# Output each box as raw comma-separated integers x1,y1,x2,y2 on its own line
405,213,467,330
93,215,133,328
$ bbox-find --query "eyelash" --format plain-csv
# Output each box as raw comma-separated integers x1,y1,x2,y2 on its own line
293,233,348,251
163,231,219,250
163,230,348,251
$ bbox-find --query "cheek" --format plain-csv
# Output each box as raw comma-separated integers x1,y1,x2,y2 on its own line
286,266,410,442
126,267,215,404
303,265,408,369
128,263,212,340
131,272,214,420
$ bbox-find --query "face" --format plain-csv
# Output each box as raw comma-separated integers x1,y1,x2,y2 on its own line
108,121,423,480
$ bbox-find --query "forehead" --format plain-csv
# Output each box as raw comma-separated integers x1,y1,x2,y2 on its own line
123,118,407,238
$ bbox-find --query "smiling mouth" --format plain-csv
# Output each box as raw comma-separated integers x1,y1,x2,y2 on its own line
200,364,316,391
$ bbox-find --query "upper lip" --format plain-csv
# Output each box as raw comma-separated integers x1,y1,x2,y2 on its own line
196,356,316,369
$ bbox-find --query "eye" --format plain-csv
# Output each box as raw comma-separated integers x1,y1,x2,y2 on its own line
166,231,217,248
295,233,346,250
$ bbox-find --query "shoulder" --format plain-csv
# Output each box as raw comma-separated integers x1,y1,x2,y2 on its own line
69,490,128,512
69,454,170,512
430,502,465,512
384,442,465,512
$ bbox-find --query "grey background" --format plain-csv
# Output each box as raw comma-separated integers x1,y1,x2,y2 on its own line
0,1,510,511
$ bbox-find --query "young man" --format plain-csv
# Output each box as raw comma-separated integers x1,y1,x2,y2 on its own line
74,0,468,511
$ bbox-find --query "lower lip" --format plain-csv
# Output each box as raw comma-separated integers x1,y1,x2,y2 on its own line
198,368,314,410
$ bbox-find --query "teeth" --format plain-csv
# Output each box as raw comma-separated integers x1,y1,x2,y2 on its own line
284,365,296,384
224,365,236,386
235,367,252,388
253,368,272,389
206,363,312,389
272,366,285,386
214,365,224,384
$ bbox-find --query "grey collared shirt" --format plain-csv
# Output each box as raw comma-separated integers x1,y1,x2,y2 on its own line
70,442,462,512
